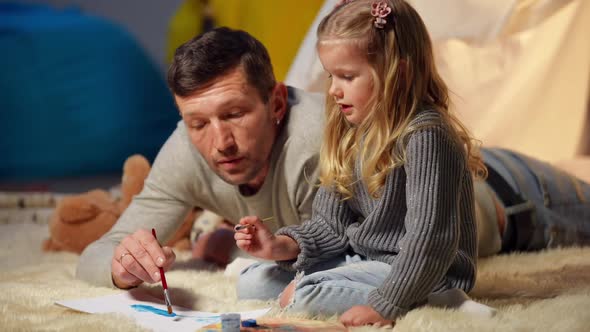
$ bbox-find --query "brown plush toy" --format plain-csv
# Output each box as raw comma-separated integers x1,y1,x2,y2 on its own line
43,154,196,254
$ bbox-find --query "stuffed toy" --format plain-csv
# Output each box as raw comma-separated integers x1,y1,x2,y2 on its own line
191,211,235,267
43,154,196,254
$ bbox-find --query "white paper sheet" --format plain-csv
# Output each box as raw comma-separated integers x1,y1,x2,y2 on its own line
55,288,270,332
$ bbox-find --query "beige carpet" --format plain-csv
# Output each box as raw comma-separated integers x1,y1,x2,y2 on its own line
1,222,590,332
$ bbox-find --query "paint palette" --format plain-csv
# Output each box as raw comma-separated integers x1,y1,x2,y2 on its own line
200,317,347,331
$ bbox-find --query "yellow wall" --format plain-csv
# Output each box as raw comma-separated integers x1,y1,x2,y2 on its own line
167,0,324,81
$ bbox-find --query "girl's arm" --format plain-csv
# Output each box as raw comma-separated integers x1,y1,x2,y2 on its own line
368,127,476,320
235,216,301,261
275,185,358,271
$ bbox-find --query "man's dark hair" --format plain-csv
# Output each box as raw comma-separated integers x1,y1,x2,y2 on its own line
167,27,276,102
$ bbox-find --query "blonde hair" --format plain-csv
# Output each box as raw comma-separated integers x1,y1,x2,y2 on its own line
317,0,486,199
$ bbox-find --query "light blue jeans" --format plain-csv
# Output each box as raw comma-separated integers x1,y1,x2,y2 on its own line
482,148,590,250
237,254,395,316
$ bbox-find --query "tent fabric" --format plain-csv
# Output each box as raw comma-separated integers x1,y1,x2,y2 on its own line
0,4,179,179
286,0,590,162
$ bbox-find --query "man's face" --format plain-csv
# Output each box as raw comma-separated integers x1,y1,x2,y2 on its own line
176,67,281,188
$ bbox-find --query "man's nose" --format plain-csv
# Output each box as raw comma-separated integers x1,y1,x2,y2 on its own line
212,122,236,154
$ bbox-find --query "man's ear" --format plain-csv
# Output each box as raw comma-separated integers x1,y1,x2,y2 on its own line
270,83,288,124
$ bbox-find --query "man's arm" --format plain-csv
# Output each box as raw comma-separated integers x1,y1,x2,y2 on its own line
76,125,198,288
76,183,192,288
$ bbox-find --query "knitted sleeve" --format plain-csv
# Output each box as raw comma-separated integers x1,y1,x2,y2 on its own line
367,127,466,319
76,127,195,287
275,185,358,271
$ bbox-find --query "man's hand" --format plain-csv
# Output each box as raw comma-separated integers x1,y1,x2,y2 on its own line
111,228,176,289
339,305,394,327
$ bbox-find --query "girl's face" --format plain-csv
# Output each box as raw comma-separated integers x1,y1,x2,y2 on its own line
318,42,374,125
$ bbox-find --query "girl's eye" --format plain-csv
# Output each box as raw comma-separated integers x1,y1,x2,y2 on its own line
343,75,354,81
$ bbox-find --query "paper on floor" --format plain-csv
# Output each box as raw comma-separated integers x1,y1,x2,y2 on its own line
56,288,269,332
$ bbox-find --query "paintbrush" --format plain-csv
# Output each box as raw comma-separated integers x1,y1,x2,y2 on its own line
234,216,274,231
151,228,173,315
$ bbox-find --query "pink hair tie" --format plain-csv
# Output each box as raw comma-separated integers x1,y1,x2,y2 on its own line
371,1,392,29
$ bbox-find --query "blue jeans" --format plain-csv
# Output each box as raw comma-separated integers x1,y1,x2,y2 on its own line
482,148,590,250
237,254,393,316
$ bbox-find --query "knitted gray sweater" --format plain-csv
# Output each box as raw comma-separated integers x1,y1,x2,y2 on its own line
276,113,477,320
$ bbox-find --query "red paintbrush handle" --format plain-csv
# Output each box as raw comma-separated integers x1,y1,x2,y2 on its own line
158,267,168,289
151,228,168,290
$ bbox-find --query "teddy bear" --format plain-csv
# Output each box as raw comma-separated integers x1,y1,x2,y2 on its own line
43,154,196,254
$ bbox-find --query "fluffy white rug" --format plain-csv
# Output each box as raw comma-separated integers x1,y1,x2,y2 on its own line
1,222,590,332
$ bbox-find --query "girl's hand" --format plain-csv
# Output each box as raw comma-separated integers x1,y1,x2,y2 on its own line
234,216,277,260
339,305,394,327
234,216,300,261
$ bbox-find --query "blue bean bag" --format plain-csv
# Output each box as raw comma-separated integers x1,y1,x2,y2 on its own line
0,3,178,180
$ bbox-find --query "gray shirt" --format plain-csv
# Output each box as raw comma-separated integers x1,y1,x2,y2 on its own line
276,111,477,320
76,87,326,287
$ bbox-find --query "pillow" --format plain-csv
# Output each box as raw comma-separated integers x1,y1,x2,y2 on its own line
0,3,178,179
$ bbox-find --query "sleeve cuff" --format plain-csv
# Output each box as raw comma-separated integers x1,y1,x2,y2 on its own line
76,242,118,288
275,226,309,271
367,289,410,320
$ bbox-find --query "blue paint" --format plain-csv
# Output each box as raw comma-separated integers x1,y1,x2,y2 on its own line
130,304,223,324
242,319,258,327
131,304,176,317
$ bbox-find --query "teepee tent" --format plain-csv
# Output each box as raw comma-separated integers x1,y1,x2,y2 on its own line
286,0,590,162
